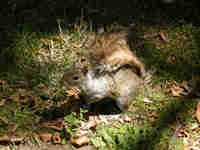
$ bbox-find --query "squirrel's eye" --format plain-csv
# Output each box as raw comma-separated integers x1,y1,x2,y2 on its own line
81,58,86,62
73,76,79,80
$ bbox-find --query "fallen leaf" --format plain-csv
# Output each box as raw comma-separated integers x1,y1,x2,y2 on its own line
52,132,62,144
39,132,52,143
0,135,10,142
151,112,159,121
66,88,81,99
159,32,168,42
169,122,179,130
196,101,200,123
0,135,24,142
9,135,25,142
74,43,82,48
0,116,9,125
171,86,185,97
0,99,6,106
34,49,42,55
163,87,171,93
71,136,89,146
40,39,50,47
43,120,66,131
7,124,18,135
178,128,191,138
167,55,176,63
0,80,8,90
43,123,63,131
192,75,200,81
52,36,65,43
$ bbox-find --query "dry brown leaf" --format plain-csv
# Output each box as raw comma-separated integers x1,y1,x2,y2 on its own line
0,116,9,125
40,39,50,47
43,123,63,131
163,87,171,93
52,36,65,43
0,135,24,142
52,132,62,144
71,136,89,146
55,120,66,129
0,80,8,90
159,32,168,42
43,120,66,131
196,101,200,123
7,124,18,135
183,129,192,138
34,49,42,55
9,135,25,142
34,48,46,55
167,55,176,63
169,122,179,130
39,132,52,143
0,99,6,106
170,87,184,97
74,43,82,48
178,128,191,138
192,75,200,81
66,88,81,99
151,112,159,121
0,135,10,142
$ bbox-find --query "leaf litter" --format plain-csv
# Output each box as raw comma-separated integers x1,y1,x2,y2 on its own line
0,23,200,150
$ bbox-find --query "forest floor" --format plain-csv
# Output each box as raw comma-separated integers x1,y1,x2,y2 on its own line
0,1,200,150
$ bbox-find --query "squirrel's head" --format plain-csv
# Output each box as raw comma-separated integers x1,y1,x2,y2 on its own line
61,67,88,89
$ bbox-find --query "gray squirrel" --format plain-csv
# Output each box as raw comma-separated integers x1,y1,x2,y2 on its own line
61,27,151,111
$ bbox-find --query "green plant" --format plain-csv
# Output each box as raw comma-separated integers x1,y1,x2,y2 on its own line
64,108,87,136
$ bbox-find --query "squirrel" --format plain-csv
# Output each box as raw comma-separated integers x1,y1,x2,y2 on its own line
61,66,142,112
80,26,148,81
